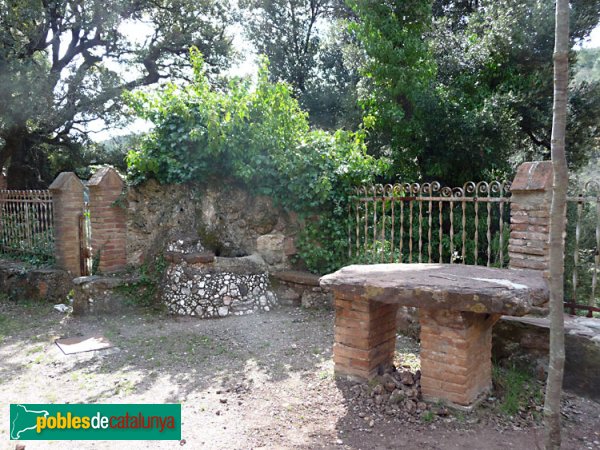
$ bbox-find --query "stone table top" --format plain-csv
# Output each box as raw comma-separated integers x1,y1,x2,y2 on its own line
319,264,548,316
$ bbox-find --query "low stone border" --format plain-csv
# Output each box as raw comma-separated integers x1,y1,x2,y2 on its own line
270,270,332,308
0,260,71,303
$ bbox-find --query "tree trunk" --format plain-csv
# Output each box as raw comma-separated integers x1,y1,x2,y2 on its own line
543,0,569,448
1,125,49,189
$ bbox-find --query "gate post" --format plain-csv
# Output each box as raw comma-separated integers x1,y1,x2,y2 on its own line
88,167,127,273
508,161,553,272
49,172,85,276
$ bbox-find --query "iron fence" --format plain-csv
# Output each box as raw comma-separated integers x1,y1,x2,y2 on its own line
0,190,54,259
349,181,512,267
565,180,600,315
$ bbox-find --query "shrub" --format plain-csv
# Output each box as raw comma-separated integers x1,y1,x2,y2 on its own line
125,49,388,273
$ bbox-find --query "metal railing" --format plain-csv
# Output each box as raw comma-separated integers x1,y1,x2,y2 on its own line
0,190,54,259
349,181,511,267
565,180,600,315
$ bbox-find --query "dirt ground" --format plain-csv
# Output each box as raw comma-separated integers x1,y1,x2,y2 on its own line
1,300,599,450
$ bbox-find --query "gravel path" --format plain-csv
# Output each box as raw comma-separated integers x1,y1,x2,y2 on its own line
1,301,599,449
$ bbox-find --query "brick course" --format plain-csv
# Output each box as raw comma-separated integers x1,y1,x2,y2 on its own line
508,161,553,272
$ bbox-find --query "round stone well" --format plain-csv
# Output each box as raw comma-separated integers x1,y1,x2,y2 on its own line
162,237,277,318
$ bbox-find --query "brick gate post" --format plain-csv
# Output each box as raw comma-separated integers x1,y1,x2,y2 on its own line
49,172,85,275
508,161,554,272
88,167,127,273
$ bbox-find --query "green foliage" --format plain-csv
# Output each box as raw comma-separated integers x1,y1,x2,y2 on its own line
564,196,600,309
348,0,437,179
126,51,388,273
91,250,102,276
349,0,600,183
0,0,234,188
574,47,600,85
240,0,363,130
349,199,511,268
117,255,169,308
492,364,543,418
421,410,435,423
0,209,55,266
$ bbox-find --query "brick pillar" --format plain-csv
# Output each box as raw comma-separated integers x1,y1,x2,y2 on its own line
88,167,127,273
508,161,553,272
49,172,85,276
333,294,398,379
419,309,500,407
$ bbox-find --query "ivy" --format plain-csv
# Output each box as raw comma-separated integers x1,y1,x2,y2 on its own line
125,49,389,273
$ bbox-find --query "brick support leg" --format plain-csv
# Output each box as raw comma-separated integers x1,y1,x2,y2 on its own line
333,294,398,379
419,309,501,406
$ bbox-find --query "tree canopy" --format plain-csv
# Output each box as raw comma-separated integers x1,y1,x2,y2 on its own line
351,0,600,184
0,0,598,190
0,0,234,187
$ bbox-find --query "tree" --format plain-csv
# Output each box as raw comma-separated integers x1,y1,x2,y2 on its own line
0,0,233,188
241,0,334,95
350,0,600,184
241,0,363,130
349,0,436,180
126,51,387,273
300,20,364,130
544,0,569,446
574,47,600,84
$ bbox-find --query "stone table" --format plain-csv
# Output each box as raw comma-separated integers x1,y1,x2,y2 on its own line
319,263,548,407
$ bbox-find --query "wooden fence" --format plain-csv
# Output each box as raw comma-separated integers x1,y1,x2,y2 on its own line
0,190,54,259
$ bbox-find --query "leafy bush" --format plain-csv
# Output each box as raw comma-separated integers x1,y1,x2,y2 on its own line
125,49,388,273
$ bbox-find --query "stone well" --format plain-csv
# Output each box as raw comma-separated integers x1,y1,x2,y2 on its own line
161,236,277,318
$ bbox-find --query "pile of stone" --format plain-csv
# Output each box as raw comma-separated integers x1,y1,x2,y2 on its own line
345,367,448,420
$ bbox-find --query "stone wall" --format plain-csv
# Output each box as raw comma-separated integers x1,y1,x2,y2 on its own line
0,260,71,303
493,315,600,401
127,180,299,271
72,275,138,315
270,270,332,308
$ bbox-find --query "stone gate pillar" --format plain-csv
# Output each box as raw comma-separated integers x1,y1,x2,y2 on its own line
508,161,553,272
88,167,127,273
49,172,85,276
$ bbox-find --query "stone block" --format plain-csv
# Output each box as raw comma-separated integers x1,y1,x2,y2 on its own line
256,232,285,265
493,315,600,401
183,252,216,264
511,161,553,192
72,275,136,315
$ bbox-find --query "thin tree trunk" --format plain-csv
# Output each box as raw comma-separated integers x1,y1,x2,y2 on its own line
543,0,569,448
